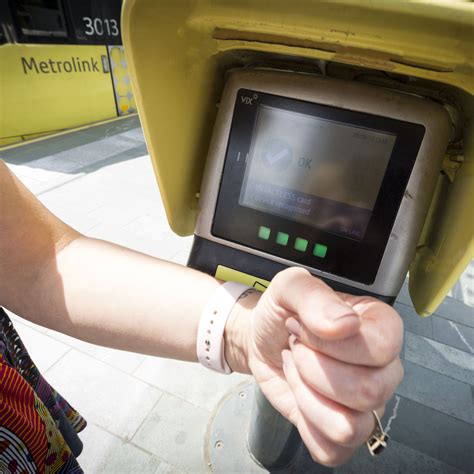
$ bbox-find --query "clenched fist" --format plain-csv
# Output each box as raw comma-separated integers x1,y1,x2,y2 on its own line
233,267,404,467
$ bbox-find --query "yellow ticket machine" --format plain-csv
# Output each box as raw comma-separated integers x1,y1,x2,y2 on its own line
122,0,473,471
122,0,473,317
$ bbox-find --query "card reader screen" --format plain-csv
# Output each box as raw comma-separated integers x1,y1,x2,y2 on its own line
239,106,397,240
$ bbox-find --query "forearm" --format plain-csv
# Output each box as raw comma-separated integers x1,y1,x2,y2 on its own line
8,234,257,372
1,161,254,372
8,235,221,361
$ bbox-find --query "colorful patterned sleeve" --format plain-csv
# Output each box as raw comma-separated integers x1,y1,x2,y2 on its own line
0,309,86,473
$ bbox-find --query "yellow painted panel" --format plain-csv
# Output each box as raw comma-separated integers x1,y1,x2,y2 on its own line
122,0,473,237
215,265,269,292
0,44,117,141
409,115,474,316
0,136,22,147
122,0,473,315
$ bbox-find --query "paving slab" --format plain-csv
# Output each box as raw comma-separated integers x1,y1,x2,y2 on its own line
6,161,81,194
46,330,148,374
170,247,194,266
5,309,49,333
0,133,98,164
46,329,111,360
432,315,474,354
449,259,474,307
99,348,147,375
78,422,162,474
0,116,140,165
132,393,210,473
397,360,473,424
381,395,474,472
133,356,251,413
432,295,474,328
51,138,146,169
45,349,163,440
154,460,186,474
11,319,70,372
79,116,141,139
404,331,474,384
87,203,149,230
42,203,102,234
337,438,463,474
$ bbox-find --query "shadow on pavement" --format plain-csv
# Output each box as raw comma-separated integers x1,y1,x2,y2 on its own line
0,116,145,174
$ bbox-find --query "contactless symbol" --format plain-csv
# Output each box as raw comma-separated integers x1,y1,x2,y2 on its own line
253,281,268,291
262,138,293,171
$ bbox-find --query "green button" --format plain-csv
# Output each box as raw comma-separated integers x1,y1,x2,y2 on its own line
313,243,328,258
294,237,308,252
276,232,289,246
258,226,271,240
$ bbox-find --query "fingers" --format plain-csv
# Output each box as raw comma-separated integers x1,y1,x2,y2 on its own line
282,350,369,466
297,414,356,467
285,294,404,367
289,337,404,412
269,270,404,466
269,267,361,341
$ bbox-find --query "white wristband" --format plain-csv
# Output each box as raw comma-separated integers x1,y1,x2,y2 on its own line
197,281,252,374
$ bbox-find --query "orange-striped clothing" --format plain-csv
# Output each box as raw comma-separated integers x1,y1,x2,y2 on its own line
0,309,85,473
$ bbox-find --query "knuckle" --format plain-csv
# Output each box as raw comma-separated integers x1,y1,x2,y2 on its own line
270,267,310,308
373,333,402,367
332,415,359,446
359,371,385,409
389,313,404,352
385,309,404,353
274,267,310,287
368,305,404,367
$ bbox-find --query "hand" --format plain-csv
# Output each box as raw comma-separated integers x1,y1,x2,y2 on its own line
244,267,404,467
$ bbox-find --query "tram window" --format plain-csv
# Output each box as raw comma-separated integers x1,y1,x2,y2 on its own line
12,0,67,39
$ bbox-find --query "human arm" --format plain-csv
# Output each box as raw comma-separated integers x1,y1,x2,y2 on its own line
0,160,229,365
0,160,403,466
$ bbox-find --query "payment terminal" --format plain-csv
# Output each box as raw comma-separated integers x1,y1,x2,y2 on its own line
121,2,472,469
189,69,451,302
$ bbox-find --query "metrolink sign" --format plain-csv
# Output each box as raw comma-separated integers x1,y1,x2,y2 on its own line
21,56,103,74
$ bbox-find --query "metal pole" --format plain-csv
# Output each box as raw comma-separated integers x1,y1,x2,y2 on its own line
247,386,333,473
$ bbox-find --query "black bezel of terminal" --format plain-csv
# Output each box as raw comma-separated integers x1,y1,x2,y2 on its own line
212,89,425,284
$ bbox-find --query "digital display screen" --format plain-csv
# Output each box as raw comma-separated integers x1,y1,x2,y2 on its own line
239,106,397,240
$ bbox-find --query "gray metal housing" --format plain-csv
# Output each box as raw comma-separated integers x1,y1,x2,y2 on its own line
195,69,451,297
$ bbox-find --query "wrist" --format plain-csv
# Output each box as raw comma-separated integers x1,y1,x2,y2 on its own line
224,289,260,374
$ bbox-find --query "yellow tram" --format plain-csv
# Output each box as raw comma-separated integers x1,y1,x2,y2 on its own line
0,0,135,147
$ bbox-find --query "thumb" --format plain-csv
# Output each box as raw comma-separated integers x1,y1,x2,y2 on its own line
268,267,360,341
